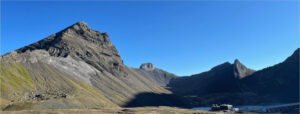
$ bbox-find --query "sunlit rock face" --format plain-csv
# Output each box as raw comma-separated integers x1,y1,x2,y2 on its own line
16,21,126,77
233,59,255,79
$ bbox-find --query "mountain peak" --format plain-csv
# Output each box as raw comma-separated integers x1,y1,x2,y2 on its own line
140,63,155,71
233,59,255,79
13,22,126,77
15,22,112,56
67,21,89,30
76,21,88,25
234,59,241,65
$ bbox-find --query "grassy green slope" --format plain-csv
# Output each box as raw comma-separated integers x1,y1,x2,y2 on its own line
0,60,117,110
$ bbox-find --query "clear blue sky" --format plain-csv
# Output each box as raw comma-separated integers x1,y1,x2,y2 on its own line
1,1,299,76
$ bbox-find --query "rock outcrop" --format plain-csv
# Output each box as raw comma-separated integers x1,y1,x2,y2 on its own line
140,63,156,71
132,63,177,86
233,59,255,79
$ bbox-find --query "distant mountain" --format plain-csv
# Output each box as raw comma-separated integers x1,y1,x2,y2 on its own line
0,22,170,110
131,63,177,86
167,49,299,106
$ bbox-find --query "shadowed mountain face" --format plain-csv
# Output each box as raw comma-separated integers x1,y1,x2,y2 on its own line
0,22,171,110
167,49,299,106
168,60,255,95
240,48,299,103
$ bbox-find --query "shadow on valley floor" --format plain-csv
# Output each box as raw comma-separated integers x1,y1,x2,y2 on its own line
123,92,189,108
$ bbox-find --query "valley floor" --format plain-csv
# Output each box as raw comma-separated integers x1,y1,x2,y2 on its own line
0,106,242,114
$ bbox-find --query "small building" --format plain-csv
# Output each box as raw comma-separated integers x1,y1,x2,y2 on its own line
211,104,233,111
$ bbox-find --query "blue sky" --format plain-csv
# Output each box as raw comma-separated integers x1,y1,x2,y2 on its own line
1,1,299,76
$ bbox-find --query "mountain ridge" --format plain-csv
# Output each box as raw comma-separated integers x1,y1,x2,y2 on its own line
1,22,298,110
167,48,299,106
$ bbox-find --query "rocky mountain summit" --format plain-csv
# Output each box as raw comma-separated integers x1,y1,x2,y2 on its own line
140,63,156,71
15,21,126,77
233,59,255,79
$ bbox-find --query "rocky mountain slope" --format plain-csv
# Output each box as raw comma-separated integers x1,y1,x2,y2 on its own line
240,48,299,104
167,49,299,106
131,63,178,86
167,59,254,106
0,22,171,110
168,59,255,95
